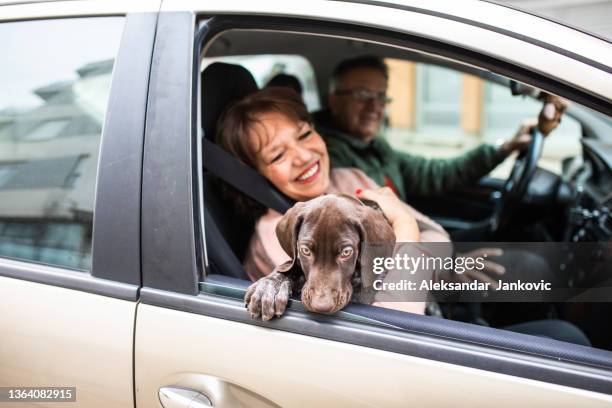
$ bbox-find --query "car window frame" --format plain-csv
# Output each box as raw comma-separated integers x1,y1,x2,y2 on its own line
138,10,612,396
0,10,157,301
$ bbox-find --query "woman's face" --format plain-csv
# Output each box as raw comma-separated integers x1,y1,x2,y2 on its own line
249,111,330,201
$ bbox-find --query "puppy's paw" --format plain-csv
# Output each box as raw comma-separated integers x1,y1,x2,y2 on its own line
244,273,291,321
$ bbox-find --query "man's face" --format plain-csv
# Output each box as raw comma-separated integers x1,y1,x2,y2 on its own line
329,67,388,142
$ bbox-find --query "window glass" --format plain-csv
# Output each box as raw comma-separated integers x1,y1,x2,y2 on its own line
385,61,582,178
0,17,124,270
482,81,581,177
202,55,321,112
416,64,461,131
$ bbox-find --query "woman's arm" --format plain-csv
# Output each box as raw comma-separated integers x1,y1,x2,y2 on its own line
357,187,426,315
356,187,420,242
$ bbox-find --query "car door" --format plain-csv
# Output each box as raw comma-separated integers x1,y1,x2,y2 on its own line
135,1,612,407
0,2,158,406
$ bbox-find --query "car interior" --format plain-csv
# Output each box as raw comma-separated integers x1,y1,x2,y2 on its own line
197,27,612,352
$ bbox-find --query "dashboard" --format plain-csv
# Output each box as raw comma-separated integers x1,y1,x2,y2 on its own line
564,139,612,242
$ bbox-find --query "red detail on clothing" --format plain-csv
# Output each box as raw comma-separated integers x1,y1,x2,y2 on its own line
383,176,399,195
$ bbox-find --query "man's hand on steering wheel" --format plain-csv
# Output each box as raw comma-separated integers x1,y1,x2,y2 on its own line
498,93,568,156
491,94,567,231
538,93,568,135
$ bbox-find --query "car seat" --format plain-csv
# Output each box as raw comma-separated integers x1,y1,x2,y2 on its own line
201,62,259,279
201,62,293,279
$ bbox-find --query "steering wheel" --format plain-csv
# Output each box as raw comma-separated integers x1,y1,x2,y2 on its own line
492,127,544,231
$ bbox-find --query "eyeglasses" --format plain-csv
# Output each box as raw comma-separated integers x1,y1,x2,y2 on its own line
334,89,392,105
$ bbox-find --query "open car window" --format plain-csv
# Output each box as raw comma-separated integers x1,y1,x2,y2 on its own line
196,23,612,365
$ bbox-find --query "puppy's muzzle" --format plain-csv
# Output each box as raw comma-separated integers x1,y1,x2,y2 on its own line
301,285,352,314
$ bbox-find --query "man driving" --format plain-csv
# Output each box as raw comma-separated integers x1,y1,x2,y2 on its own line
313,55,566,200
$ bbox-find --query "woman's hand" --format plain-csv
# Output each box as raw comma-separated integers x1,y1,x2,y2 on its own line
356,187,420,242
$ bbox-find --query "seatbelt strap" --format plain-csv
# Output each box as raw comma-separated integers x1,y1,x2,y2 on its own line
202,137,293,214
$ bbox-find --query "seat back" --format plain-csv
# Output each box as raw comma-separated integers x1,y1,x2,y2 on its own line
200,62,294,278
201,63,258,277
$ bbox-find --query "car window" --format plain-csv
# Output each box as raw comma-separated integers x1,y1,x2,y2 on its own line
385,59,582,179
202,54,321,112
197,27,612,355
0,17,124,271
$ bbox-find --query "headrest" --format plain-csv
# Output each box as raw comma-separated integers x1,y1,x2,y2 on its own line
201,62,258,141
265,73,303,95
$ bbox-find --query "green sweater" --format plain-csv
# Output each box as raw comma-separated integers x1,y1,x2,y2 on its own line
316,118,507,201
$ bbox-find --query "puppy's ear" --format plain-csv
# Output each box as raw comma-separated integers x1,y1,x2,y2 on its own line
356,206,395,291
275,202,306,272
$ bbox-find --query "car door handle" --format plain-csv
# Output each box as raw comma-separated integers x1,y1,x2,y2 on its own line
159,387,213,408
158,376,280,408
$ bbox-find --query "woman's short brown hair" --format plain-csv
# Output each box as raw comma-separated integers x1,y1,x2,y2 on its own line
215,86,311,168
214,86,310,217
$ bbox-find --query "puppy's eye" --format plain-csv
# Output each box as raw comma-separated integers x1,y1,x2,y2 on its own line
300,246,311,256
340,247,354,258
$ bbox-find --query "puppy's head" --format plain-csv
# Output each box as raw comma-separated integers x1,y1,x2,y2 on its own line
276,194,395,313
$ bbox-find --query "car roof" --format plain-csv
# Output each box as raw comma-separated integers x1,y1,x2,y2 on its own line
0,0,83,5
0,0,159,15
0,0,612,63
205,29,507,95
472,0,611,44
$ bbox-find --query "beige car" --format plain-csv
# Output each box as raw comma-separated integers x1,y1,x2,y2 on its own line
1,0,612,407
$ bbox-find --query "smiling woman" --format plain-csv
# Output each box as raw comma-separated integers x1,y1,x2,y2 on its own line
217,88,330,201
213,86,453,319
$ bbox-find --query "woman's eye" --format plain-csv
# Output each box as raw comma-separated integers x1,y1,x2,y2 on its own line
270,151,285,163
298,130,312,140
300,246,311,256
340,247,353,258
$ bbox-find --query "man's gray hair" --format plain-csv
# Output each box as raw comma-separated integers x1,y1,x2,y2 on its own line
329,55,389,93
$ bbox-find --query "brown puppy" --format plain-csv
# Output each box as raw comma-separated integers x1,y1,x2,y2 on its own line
245,194,395,320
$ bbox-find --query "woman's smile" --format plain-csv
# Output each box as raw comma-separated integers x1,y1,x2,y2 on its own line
295,161,320,183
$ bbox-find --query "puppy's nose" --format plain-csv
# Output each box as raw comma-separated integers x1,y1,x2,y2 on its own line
308,296,336,313
305,288,337,313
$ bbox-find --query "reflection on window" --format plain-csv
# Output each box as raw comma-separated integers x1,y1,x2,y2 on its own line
22,119,71,141
0,17,124,270
202,55,321,112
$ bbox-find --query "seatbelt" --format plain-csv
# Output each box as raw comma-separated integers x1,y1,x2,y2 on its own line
202,137,293,214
